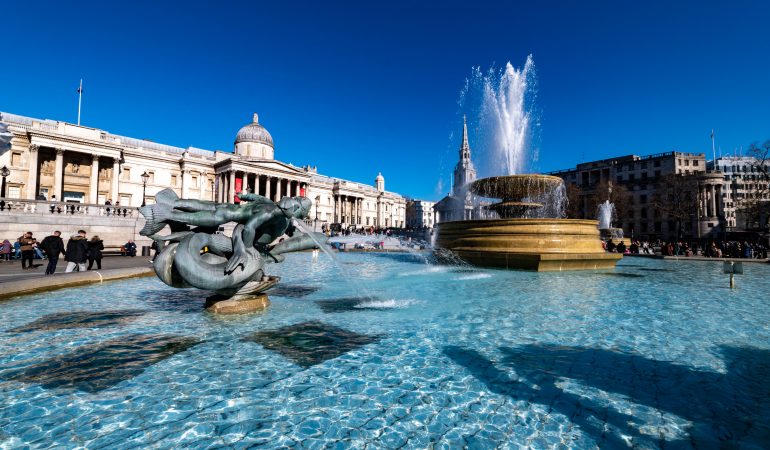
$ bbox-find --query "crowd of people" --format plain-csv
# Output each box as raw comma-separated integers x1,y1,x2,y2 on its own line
0,230,116,274
604,238,769,259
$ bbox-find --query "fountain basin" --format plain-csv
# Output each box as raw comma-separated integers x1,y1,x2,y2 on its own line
435,218,622,271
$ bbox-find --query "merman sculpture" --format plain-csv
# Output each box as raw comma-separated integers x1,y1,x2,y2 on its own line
139,188,320,313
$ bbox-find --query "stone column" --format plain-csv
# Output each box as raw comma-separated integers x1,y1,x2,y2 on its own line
181,168,190,199
89,154,100,204
717,184,725,216
110,157,119,202
699,185,706,218
265,176,272,200
228,171,235,202
710,184,717,218
26,145,39,199
200,171,206,200
54,148,65,201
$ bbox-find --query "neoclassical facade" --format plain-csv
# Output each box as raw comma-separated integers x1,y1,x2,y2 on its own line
0,111,406,229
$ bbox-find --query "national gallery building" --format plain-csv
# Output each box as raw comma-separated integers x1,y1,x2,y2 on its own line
0,111,406,229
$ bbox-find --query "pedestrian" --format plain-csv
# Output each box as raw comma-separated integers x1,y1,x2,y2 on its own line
40,231,66,275
0,239,11,261
87,235,104,270
65,230,89,272
18,232,37,270
123,239,137,257
13,240,21,260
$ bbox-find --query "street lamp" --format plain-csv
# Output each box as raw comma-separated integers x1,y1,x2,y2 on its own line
141,170,150,207
0,165,9,198
315,195,322,231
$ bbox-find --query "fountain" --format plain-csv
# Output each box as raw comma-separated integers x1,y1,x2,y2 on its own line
138,188,323,313
597,184,624,240
434,56,621,271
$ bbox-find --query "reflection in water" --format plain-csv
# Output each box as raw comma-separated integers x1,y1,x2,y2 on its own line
5,334,200,392
6,310,146,333
243,321,380,368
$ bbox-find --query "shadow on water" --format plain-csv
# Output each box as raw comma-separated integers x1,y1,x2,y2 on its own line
444,344,770,448
266,284,321,299
140,290,208,313
5,334,200,393
6,310,146,333
364,252,429,265
243,321,380,368
315,297,386,313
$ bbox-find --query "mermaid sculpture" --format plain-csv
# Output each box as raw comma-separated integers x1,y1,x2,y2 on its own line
139,188,319,309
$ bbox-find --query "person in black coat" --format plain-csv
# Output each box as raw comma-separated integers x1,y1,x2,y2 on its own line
40,231,66,275
65,230,89,272
87,235,105,270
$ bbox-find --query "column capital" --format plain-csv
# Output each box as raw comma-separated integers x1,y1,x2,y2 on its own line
55,147,65,155
29,144,39,153
92,153,100,162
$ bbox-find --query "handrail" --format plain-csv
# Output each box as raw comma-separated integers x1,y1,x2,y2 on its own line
0,198,139,218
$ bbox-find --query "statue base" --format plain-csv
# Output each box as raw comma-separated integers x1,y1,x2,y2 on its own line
205,294,270,314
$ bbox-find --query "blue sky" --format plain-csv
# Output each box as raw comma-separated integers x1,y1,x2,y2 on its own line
2,1,769,200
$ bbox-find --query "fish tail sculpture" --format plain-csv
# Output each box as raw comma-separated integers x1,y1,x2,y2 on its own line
139,188,179,236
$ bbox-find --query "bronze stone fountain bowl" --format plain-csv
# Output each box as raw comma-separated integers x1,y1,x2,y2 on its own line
435,175,622,271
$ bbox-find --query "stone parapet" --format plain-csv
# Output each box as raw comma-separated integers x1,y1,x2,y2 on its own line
0,266,154,301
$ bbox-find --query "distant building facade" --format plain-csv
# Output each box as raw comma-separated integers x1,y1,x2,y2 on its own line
549,151,728,241
711,156,770,230
0,111,406,229
406,199,436,228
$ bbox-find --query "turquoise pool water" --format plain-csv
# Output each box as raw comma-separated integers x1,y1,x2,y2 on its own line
1,253,769,448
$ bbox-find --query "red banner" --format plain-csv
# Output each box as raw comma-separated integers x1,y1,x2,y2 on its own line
234,177,243,203
300,187,306,196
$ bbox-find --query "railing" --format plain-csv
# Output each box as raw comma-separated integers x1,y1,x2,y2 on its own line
0,198,139,218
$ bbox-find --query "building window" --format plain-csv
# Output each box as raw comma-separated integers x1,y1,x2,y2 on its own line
192,176,199,187
148,172,155,184
7,186,20,198
685,160,690,166
122,167,131,181
654,160,661,167
171,174,178,186
11,152,21,166
693,160,699,166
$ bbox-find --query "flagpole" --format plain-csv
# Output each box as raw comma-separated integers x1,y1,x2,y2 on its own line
710,129,716,168
77,79,83,125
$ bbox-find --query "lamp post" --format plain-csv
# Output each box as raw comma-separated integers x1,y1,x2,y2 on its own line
314,195,320,231
141,170,150,207
0,165,9,198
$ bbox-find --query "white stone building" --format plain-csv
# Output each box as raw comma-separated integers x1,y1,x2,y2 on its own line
710,156,770,229
405,199,436,229
0,111,406,231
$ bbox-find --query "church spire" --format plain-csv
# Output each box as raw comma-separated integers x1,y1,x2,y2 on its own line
461,114,469,153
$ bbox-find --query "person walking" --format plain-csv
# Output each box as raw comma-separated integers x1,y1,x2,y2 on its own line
0,239,11,262
65,230,89,272
18,232,37,270
87,235,104,270
40,231,66,275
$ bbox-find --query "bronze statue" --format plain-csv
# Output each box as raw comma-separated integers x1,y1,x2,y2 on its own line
139,188,319,307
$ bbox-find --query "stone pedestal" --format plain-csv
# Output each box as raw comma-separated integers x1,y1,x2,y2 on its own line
205,294,270,314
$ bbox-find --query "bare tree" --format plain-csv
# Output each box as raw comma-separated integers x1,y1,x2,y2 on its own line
650,174,699,239
736,140,770,230
589,180,631,226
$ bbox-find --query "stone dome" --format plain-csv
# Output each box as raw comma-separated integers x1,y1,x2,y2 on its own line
235,113,273,147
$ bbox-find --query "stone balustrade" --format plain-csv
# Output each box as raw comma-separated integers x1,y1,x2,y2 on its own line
0,198,139,218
